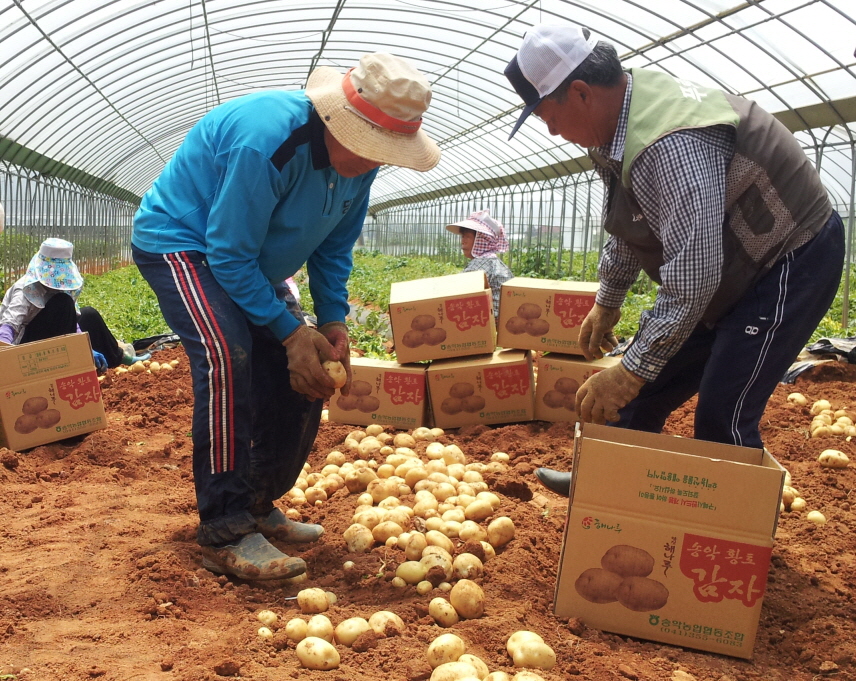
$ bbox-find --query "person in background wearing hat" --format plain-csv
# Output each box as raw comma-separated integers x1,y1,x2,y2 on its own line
446,209,513,318
132,53,440,580
504,24,844,496
0,238,136,371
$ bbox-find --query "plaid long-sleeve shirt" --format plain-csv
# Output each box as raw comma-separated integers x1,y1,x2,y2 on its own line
464,256,513,318
592,73,739,382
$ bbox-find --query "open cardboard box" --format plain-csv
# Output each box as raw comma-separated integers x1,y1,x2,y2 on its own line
534,353,620,422
0,333,107,450
497,277,598,354
328,357,428,429
427,349,534,429
389,271,496,364
555,423,785,659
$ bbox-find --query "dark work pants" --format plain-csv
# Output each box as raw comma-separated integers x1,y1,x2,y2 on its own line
21,292,77,342
78,306,124,368
132,245,322,546
20,295,122,368
614,211,845,448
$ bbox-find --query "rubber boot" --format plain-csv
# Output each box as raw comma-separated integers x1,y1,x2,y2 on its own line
200,532,306,580
534,468,572,497
254,507,324,543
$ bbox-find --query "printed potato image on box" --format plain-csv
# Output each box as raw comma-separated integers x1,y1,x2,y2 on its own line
328,358,428,429
0,333,107,450
497,277,598,355
427,349,534,429
554,424,785,659
534,354,620,422
389,271,496,363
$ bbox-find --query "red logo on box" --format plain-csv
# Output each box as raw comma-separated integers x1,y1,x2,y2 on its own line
445,296,490,331
56,371,102,410
383,372,425,406
553,294,595,329
483,365,530,399
680,533,771,608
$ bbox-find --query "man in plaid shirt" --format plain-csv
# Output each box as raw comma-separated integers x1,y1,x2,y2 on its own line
505,24,844,496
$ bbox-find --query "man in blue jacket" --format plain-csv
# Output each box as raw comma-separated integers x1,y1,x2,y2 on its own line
133,53,439,579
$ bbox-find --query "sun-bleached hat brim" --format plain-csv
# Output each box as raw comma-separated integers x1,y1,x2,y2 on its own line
306,66,440,173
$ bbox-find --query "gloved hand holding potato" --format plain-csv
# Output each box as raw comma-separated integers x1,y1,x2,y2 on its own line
575,361,645,424
282,325,340,400
318,321,352,395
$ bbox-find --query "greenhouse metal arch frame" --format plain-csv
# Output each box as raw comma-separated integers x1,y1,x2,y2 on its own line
0,0,854,323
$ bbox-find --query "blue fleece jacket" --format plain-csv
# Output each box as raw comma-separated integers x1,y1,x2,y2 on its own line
132,90,377,340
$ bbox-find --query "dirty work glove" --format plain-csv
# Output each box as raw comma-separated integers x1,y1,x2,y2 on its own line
575,361,646,425
318,321,352,395
92,350,108,373
281,325,338,400
579,303,622,360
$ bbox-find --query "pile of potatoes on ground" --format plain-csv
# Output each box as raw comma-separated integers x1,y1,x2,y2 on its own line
268,423,563,676
778,393,853,527
113,357,180,376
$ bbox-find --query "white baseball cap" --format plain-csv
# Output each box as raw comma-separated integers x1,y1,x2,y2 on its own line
504,24,598,139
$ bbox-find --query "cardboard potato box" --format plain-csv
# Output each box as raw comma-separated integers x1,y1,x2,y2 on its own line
0,333,107,451
497,277,599,355
427,349,534,429
534,354,621,422
555,423,785,659
389,271,496,363
329,358,428,430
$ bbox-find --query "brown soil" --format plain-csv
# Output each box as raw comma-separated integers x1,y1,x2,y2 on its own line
1,349,853,681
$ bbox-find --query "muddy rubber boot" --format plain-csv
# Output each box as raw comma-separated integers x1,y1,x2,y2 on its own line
534,467,572,497
254,507,324,543
200,532,306,580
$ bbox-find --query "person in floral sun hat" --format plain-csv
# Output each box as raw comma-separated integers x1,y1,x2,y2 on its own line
0,238,129,371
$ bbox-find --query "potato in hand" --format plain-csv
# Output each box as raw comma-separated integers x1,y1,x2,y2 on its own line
322,360,347,389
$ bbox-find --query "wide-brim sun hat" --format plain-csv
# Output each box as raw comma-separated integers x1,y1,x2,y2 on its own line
446,209,503,237
306,52,440,172
23,237,84,291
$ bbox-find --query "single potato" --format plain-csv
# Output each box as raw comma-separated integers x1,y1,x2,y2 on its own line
600,544,655,577
505,316,527,335
35,408,62,429
357,395,381,413
423,327,448,346
21,396,49,414
525,318,550,336
14,413,39,434
615,576,669,612
402,329,425,348
351,380,373,397
336,394,359,411
574,567,623,604
295,636,340,670
449,382,475,399
554,377,580,395
441,397,463,415
322,360,347,389
461,395,486,413
516,303,542,320
542,389,564,409
411,314,436,331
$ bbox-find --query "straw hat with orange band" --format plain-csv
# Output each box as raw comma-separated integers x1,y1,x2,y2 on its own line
306,53,440,172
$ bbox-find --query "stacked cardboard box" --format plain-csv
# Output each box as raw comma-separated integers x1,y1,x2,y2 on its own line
497,277,598,355
331,272,607,430
427,349,535,429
